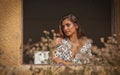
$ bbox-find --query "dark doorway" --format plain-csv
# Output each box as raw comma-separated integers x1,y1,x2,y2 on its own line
23,0,111,46
23,0,112,64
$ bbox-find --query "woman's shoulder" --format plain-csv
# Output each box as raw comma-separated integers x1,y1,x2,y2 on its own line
54,37,63,46
52,37,71,48
80,36,93,45
79,36,92,52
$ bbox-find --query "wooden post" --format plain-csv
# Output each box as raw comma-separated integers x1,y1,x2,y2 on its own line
116,0,120,43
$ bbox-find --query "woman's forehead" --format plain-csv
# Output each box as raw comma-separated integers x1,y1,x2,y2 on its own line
62,19,71,23
62,19,72,24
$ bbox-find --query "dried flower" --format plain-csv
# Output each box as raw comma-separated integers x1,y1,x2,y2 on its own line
35,43,39,47
43,30,50,35
100,37,104,43
53,33,57,37
28,38,32,42
23,30,120,66
51,29,55,33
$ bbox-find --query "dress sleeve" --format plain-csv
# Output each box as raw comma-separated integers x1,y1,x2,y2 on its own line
86,40,92,57
54,39,72,61
77,39,92,64
84,40,92,63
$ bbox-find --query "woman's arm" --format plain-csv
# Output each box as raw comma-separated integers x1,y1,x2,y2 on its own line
51,50,72,65
51,38,73,65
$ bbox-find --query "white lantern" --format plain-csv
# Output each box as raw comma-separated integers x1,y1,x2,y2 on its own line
34,51,50,64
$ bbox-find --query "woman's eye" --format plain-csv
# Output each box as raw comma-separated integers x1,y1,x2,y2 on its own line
66,23,70,27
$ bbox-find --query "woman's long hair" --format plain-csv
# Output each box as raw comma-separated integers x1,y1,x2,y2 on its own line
59,13,85,39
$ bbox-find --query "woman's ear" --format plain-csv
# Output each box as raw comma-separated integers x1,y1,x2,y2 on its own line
75,24,78,29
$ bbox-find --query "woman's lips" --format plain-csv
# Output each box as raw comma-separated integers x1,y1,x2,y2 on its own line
64,31,70,34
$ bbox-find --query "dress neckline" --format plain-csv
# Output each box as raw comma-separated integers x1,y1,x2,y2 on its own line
66,38,89,51
66,38,89,59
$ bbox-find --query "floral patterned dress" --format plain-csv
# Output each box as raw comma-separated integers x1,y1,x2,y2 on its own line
54,38,92,64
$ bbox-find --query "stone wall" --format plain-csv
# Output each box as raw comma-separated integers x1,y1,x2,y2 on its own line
0,0,22,67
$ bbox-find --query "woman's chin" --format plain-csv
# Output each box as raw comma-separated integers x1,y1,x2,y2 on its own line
65,34,71,37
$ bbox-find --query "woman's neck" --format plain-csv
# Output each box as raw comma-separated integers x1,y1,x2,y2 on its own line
69,33,79,43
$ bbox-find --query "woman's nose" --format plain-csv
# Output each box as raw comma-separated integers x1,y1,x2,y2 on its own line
64,26,68,30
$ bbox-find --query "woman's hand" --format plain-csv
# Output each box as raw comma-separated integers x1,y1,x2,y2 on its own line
52,56,72,65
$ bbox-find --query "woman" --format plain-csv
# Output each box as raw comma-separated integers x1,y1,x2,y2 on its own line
52,13,92,65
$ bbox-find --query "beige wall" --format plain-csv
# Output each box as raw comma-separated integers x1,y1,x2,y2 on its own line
0,0,119,75
0,0,22,67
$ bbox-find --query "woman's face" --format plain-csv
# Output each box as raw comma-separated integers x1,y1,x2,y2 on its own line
62,19,78,37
